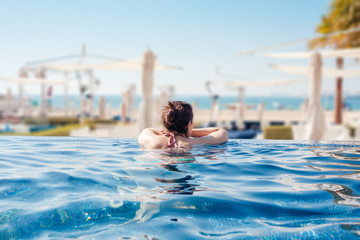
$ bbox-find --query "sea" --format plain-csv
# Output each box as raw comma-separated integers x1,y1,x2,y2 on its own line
1,137,360,239
28,94,360,111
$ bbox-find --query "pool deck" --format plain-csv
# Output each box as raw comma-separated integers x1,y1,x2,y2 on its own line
67,109,360,140
70,124,138,138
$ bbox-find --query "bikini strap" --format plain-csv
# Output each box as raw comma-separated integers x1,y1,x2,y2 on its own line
168,132,178,148
162,131,178,148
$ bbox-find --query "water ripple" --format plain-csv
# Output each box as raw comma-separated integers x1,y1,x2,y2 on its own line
0,137,360,239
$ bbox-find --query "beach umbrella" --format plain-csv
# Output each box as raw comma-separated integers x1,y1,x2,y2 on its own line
304,52,326,140
138,50,156,132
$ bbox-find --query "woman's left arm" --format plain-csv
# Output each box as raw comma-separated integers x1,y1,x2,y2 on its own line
191,127,220,137
188,128,229,145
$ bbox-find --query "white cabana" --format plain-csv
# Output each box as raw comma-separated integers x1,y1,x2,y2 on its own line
266,47,360,126
304,52,326,140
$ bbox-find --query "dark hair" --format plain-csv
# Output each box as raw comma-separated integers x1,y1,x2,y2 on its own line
161,101,193,137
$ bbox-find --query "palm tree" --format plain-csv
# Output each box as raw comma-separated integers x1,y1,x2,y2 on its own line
309,0,360,124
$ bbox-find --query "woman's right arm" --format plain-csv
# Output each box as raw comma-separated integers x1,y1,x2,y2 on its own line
189,128,229,145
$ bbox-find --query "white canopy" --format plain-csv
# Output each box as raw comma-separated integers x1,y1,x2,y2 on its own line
262,47,360,59
207,78,306,88
0,76,77,85
42,58,180,72
269,64,360,78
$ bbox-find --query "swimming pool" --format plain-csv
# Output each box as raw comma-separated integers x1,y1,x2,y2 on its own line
1,137,360,239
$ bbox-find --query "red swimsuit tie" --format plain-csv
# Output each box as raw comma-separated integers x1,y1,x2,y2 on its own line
162,131,178,148
168,132,177,148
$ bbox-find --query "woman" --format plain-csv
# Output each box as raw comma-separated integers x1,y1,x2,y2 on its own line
138,101,228,149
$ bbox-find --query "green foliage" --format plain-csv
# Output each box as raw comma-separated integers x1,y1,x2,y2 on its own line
309,0,360,49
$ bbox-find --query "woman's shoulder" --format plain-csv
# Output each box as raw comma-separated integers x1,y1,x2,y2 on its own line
138,128,168,149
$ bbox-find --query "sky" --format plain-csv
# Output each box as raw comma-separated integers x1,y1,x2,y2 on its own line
2,0,358,98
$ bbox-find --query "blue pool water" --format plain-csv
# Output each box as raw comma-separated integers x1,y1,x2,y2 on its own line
1,137,360,239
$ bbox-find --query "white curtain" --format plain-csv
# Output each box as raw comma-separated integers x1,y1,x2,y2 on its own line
304,52,327,140
138,50,155,132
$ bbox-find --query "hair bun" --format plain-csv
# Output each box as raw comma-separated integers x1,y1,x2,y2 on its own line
168,101,175,110
167,108,175,121
161,101,193,137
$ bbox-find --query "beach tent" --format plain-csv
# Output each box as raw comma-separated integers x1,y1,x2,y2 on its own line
266,47,360,125
304,52,326,140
